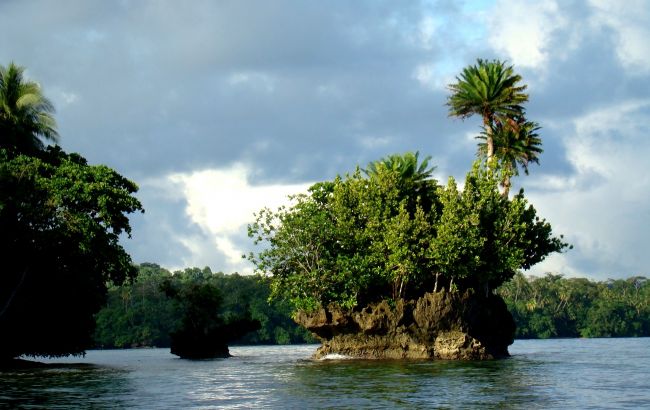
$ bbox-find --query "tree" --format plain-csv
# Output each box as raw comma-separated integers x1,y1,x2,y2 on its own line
431,162,567,295
94,264,179,349
161,272,260,359
499,274,650,339
447,59,528,162
249,154,441,310
0,62,58,155
248,154,568,312
364,151,435,184
478,119,543,195
93,265,315,348
0,147,143,359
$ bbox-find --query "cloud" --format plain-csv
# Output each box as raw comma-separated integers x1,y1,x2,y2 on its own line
487,0,567,70
588,0,650,74
526,99,650,280
144,164,312,273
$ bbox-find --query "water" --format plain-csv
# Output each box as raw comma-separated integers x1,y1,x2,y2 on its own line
1,338,649,409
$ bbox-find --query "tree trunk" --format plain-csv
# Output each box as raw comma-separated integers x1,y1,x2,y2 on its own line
484,116,494,162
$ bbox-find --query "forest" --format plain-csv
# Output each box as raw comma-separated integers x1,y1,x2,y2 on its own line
93,263,315,349
93,264,649,347
499,272,650,338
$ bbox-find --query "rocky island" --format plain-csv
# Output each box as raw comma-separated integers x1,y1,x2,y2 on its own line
248,61,570,360
296,290,515,360
248,153,567,360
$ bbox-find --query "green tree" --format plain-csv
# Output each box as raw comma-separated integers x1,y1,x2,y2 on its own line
364,151,435,184
161,273,260,359
431,163,567,295
478,119,543,196
447,59,528,162
94,264,179,348
94,266,315,348
0,147,143,359
249,154,568,313
499,273,649,339
0,62,58,155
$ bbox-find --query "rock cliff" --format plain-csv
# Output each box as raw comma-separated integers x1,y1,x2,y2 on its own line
294,290,515,360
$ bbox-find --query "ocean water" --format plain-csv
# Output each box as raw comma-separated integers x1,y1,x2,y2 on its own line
1,338,649,409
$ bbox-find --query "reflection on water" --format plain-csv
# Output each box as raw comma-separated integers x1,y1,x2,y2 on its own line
1,339,649,409
0,364,132,408
285,356,555,408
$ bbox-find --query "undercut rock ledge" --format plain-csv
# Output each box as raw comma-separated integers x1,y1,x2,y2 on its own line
295,290,515,360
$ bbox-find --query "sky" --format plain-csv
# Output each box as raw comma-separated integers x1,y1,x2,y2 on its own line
1,0,649,281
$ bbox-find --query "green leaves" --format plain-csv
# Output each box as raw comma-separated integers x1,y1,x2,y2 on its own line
447,58,528,122
499,273,650,338
0,147,143,358
0,62,58,154
249,153,569,312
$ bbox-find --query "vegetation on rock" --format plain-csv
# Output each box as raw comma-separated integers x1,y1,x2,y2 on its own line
248,158,569,313
161,270,260,359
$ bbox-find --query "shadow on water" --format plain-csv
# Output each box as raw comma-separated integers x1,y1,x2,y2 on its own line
283,357,554,409
0,362,133,408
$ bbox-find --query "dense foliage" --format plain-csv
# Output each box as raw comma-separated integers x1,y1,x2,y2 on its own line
0,62,58,154
0,147,143,358
160,269,260,358
248,158,569,312
447,58,528,163
499,273,650,338
94,264,316,348
0,62,143,359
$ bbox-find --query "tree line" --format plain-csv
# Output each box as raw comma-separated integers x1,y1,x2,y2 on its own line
93,263,315,349
93,266,649,348
499,273,650,338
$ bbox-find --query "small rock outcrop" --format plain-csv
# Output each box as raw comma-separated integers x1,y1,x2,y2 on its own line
294,290,515,360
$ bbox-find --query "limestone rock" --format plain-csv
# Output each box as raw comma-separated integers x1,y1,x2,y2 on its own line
295,290,515,360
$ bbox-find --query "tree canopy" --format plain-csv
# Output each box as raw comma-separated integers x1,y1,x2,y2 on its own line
447,58,528,162
248,154,569,312
94,264,315,349
0,62,58,155
0,62,143,359
499,273,650,338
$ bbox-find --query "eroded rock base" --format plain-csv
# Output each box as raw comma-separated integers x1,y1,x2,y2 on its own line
294,290,515,360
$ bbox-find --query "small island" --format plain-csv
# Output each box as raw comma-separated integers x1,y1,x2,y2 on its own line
161,276,261,359
296,290,515,360
248,60,570,360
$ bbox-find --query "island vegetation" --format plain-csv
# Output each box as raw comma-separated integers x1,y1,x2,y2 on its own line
244,59,573,359
91,266,649,347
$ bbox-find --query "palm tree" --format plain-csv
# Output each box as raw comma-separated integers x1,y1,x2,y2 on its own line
364,152,438,212
447,59,528,162
364,151,435,184
0,62,58,154
477,119,543,196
